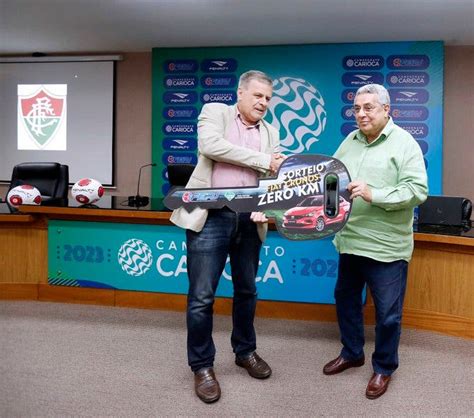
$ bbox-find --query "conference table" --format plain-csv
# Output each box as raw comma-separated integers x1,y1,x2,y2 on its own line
0,199,472,339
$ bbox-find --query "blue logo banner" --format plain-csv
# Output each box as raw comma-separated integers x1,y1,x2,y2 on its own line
389,89,430,104
200,58,238,72
163,91,198,105
162,122,197,136
162,106,199,120
163,60,198,73
200,75,237,89
343,55,384,70
397,123,429,138
200,91,237,104
163,137,197,151
48,221,342,304
163,75,198,89
153,41,443,197
387,55,430,70
342,72,385,86
162,152,198,165
386,72,430,87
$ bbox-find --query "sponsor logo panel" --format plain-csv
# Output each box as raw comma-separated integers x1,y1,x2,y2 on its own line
397,123,429,138
163,75,198,89
162,122,197,136
162,152,198,165
163,137,197,151
162,106,198,120
387,55,430,70
200,58,238,72
387,72,430,87
200,91,237,104
389,89,429,104
163,59,198,73
341,89,357,104
181,191,219,203
342,72,384,86
391,106,429,121
341,121,429,143
201,75,237,89
343,55,384,70
162,91,198,104
341,105,355,120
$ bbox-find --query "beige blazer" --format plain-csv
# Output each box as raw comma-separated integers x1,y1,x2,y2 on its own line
170,103,280,241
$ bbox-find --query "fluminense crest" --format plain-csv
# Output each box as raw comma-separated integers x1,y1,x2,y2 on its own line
17,84,67,150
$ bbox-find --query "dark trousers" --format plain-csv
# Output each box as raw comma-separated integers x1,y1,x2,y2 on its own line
186,209,261,372
335,253,408,376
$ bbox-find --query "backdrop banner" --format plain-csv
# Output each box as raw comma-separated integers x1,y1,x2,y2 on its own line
152,41,443,198
48,220,345,303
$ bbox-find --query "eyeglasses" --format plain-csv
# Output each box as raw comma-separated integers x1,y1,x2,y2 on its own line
352,104,382,114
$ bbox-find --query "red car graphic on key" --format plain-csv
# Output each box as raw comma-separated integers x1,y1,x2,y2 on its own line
282,195,351,232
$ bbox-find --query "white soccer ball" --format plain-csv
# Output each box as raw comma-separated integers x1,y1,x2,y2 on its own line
71,178,104,204
7,185,42,207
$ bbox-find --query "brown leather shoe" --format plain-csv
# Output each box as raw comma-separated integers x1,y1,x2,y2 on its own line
194,367,221,403
323,355,365,375
366,373,391,399
235,352,272,379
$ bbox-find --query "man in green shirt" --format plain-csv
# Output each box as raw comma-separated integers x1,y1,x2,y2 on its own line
323,84,428,399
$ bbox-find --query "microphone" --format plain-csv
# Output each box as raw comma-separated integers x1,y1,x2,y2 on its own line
128,163,156,207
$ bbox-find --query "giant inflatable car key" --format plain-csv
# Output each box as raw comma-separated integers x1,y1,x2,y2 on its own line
164,154,352,240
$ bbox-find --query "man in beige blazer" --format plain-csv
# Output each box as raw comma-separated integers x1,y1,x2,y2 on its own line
170,70,284,403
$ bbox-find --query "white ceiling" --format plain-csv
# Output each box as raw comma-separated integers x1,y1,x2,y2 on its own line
1,0,473,55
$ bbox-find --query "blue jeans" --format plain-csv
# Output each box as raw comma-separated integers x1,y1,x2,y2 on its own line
335,254,408,376
186,209,261,372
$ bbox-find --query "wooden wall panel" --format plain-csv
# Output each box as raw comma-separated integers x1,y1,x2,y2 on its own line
0,283,38,299
402,308,473,339
115,291,188,312
405,245,474,318
38,284,115,306
0,221,47,284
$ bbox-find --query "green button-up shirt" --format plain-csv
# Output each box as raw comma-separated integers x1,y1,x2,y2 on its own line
333,118,428,262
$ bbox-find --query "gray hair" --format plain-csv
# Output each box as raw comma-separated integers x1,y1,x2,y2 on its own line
355,83,391,105
238,70,273,89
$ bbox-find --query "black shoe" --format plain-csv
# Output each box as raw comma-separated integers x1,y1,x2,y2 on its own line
194,367,221,403
235,352,272,379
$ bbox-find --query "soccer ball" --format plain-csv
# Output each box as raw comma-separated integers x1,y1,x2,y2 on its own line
7,185,42,207
71,178,104,204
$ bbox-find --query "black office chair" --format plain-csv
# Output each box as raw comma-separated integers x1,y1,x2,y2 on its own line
8,162,69,205
167,163,195,187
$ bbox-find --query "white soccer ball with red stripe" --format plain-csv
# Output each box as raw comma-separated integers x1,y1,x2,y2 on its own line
7,185,42,207
71,178,104,204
